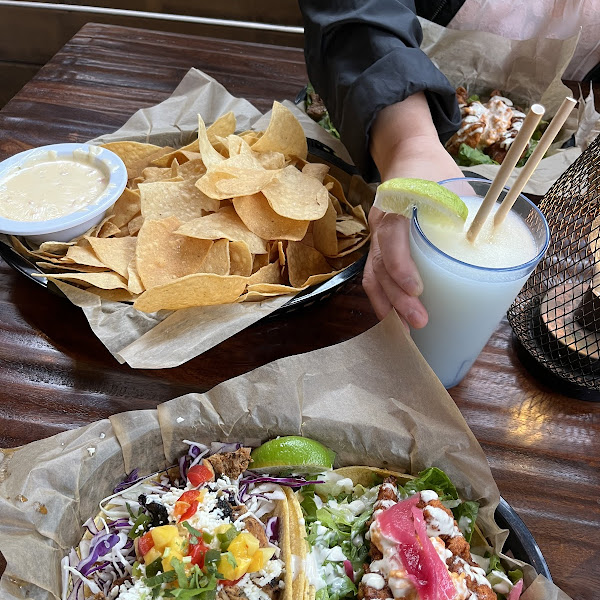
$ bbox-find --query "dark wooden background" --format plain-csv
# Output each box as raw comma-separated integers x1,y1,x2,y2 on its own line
0,23,598,600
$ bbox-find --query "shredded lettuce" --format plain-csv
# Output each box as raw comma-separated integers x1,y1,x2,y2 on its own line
302,485,374,600
402,467,459,501
456,143,499,166
452,500,479,543
401,468,479,542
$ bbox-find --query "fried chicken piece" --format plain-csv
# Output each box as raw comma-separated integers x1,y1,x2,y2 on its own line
444,532,473,563
367,476,398,559
358,566,394,600
207,447,252,479
447,556,496,600
456,86,469,106
306,90,328,121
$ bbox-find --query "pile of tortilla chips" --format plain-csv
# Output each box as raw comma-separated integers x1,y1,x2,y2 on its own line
12,102,370,312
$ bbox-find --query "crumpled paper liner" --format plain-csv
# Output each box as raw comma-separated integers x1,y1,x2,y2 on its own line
35,68,360,370
0,313,572,599
419,18,598,195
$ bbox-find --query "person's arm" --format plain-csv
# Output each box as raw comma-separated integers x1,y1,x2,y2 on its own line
299,0,464,326
299,0,460,181
364,94,464,325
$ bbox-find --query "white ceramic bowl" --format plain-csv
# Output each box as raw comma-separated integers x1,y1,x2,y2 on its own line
0,143,127,244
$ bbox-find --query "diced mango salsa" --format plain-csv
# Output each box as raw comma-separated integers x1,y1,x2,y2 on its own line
218,554,252,580
229,532,260,559
150,525,179,551
144,547,162,565
247,547,275,573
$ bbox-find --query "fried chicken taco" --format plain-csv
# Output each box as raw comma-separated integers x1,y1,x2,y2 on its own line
289,466,524,600
245,436,525,600
61,442,317,600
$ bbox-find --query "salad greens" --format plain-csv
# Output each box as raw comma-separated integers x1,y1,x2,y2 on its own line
305,83,340,140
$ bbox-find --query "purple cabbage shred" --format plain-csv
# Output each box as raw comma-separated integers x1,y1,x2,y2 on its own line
113,468,140,493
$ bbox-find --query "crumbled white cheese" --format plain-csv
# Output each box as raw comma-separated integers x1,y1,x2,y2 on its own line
117,578,153,600
251,557,284,586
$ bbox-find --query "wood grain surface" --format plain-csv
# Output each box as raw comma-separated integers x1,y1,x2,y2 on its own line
0,23,598,600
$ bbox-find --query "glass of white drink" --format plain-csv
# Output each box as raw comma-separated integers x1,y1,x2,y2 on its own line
408,177,550,388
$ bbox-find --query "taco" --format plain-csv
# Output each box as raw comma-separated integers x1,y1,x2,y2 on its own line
61,442,316,600
290,466,524,600
445,87,547,169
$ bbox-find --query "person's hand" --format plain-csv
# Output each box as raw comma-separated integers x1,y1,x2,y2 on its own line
363,95,464,326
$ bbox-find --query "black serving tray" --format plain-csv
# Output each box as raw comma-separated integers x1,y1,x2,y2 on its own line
0,138,370,316
496,496,552,580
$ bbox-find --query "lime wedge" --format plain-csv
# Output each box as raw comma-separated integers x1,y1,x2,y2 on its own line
374,178,468,229
250,436,336,475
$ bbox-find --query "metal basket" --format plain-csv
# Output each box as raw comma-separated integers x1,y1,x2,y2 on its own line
508,133,600,399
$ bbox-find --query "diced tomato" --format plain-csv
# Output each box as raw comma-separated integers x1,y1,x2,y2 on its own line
179,500,199,523
173,490,203,522
138,531,154,556
189,539,210,568
187,464,213,487
220,577,243,587
179,490,203,504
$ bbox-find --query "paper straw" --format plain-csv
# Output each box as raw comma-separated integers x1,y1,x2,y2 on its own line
466,103,545,243
493,96,577,227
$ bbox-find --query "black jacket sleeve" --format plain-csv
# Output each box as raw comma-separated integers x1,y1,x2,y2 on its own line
299,0,461,181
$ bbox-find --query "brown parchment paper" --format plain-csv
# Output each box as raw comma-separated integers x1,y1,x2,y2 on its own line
36,68,357,370
0,312,572,600
419,18,599,196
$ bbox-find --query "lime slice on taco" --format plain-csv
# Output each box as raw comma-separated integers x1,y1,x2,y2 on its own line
250,435,336,474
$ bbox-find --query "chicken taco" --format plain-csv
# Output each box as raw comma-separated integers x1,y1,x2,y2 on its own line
445,87,547,169
289,466,524,600
61,442,317,600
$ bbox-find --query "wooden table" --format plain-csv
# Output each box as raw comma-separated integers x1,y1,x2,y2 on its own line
0,23,598,600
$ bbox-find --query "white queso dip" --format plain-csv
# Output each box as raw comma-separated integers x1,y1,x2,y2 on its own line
0,148,109,222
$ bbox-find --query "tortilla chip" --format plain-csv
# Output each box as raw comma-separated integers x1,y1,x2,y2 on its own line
312,198,338,257
35,261,109,273
176,159,207,180
97,220,121,238
38,241,74,255
140,179,219,221
86,236,137,278
251,101,308,160
38,271,129,290
207,111,236,145
88,288,139,302
176,206,267,254
286,242,335,288
263,166,329,221
101,141,172,179
247,283,303,294
247,261,283,285
336,214,367,237
232,193,310,241
197,239,230,275
65,244,107,268
133,273,247,312
228,241,253,277
109,188,142,229
126,258,145,295
198,114,226,169
215,168,279,198
136,216,213,289
128,214,144,236
302,162,330,183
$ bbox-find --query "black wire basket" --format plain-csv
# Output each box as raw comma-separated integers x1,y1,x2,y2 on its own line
508,133,600,400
